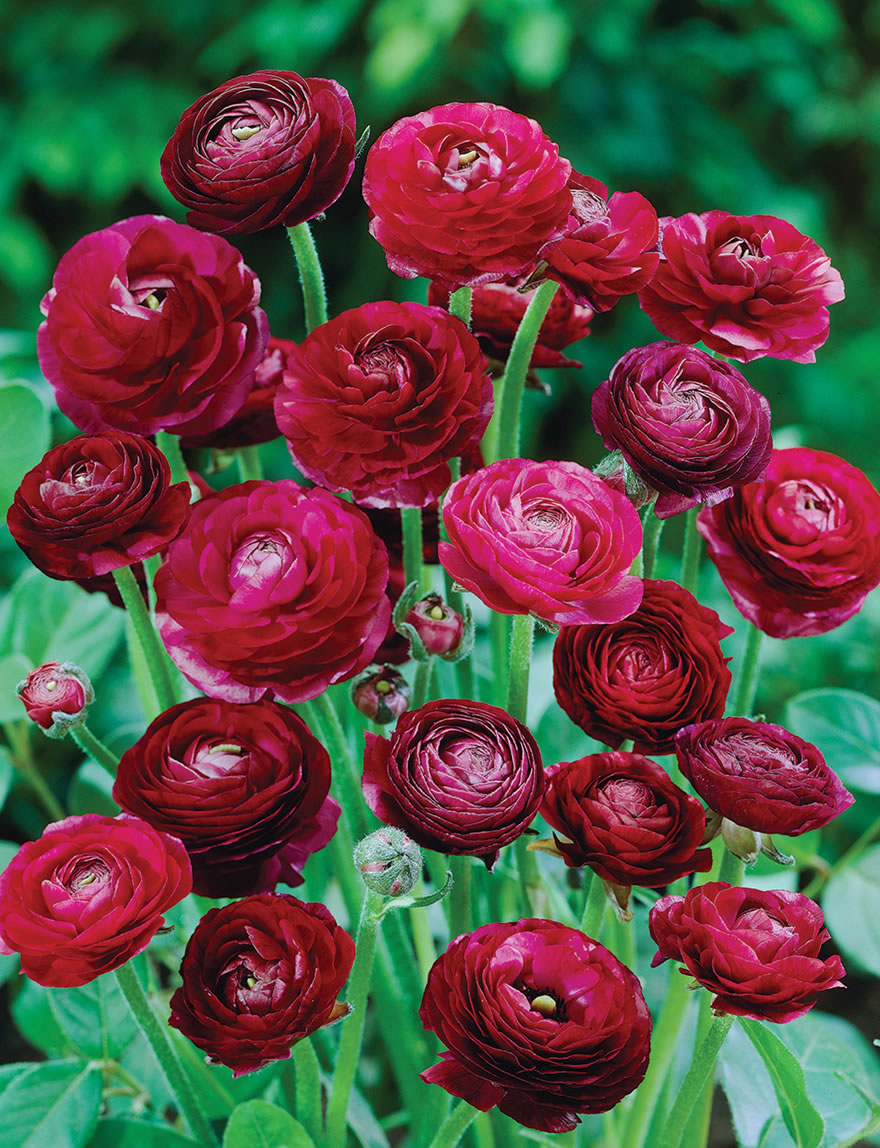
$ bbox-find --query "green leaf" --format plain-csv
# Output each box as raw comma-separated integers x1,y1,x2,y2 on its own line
10,976,72,1057
0,745,15,812
0,383,50,514
86,1117,200,1148
68,760,120,818
739,1018,824,1148
783,688,880,793
823,843,880,976
222,1099,316,1148
0,1064,32,1099
0,1059,102,1148
46,975,139,1059
0,653,32,723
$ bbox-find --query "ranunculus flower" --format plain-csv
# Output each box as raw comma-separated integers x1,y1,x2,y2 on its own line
638,211,844,363
169,894,355,1076
7,432,190,580
419,919,651,1133
592,342,772,519
675,717,853,837
37,215,268,436
113,698,339,897
649,882,845,1022
155,480,390,703
538,170,659,312
362,102,572,287
161,71,356,234
17,661,94,737
351,665,412,724
405,594,465,656
0,814,191,987
439,458,643,625
553,579,733,754
274,302,493,508
541,752,712,886
428,279,593,369
697,447,880,638
362,699,544,869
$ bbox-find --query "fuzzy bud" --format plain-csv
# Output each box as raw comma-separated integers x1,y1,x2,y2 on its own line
17,662,94,739
351,666,411,724
404,594,465,656
354,828,423,897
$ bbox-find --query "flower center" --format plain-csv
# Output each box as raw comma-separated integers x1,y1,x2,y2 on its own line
599,778,653,817
65,855,110,893
518,985,567,1021
571,188,609,225
354,339,413,391
231,122,261,141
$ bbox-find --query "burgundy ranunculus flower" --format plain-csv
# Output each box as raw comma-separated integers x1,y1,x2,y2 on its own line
362,699,544,869
169,894,355,1076
274,302,493,508
155,480,390,703
428,279,592,369
649,882,845,1022
161,71,356,234
17,661,93,737
541,752,712,886
113,698,339,897
0,814,191,987
7,432,190,580
362,102,572,287
697,447,880,638
37,215,268,436
553,579,733,754
592,343,773,519
638,211,844,362
405,595,465,656
440,458,643,625
538,170,659,312
420,919,651,1132
675,717,853,837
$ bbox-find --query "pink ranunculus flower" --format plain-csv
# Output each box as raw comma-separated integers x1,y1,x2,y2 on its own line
638,211,844,363
439,458,643,625
362,102,572,288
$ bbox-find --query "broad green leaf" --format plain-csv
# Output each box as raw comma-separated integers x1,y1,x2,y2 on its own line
222,1099,316,1148
739,1018,824,1148
0,654,32,723
0,383,50,514
783,689,880,793
46,975,139,1059
0,747,15,814
823,843,880,976
0,1064,32,1099
0,838,21,871
10,975,72,1057
86,1117,200,1148
0,1059,102,1148
68,760,120,818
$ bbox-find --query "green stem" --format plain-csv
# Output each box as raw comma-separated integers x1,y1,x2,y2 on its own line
489,613,511,708
579,872,607,937
4,720,66,823
803,811,880,899
292,1038,323,1143
112,566,179,713
657,1015,734,1148
428,1101,479,1148
287,222,328,332
69,724,119,773
124,614,160,719
113,962,217,1146
301,692,370,840
732,624,763,717
144,553,162,615
326,889,384,1145
486,279,558,462
401,507,427,592
448,287,473,328
155,432,192,492
409,882,439,985
412,657,434,710
237,445,263,482
505,614,534,723
680,507,701,596
448,854,472,939
717,847,745,887
642,507,665,580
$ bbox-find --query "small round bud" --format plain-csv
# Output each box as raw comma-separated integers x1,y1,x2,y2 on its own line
354,828,423,897
351,666,411,724
721,817,760,865
17,661,94,739
404,594,465,656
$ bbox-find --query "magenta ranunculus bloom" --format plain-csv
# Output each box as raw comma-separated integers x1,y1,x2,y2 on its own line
362,699,543,869
638,211,844,363
170,894,355,1076
419,919,652,1133
0,814,191,987
439,458,643,625
538,170,659,312
553,579,733,755
362,102,572,287
697,447,880,638
7,431,191,580
38,216,268,436
649,882,845,1023
675,717,854,837
592,342,773,519
113,698,339,898
541,752,712,887
18,662,93,736
155,480,390,704
274,302,493,508
161,71,356,234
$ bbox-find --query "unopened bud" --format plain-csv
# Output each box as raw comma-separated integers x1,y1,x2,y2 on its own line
17,661,94,739
354,828,423,897
721,818,760,865
404,594,465,656
351,666,411,724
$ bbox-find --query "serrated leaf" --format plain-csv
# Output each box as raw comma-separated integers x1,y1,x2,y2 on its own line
46,975,139,1059
222,1099,316,1148
823,843,880,977
0,1059,102,1148
0,383,50,513
783,688,880,793
739,1018,824,1148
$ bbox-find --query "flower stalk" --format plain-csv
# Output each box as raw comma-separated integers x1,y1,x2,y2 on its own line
287,222,328,332
112,566,179,713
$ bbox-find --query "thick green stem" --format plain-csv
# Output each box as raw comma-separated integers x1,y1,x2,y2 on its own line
112,566,179,713
4,720,66,823
113,962,217,1146
717,847,745,887
448,854,472,939
505,614,534,723
579,872,607,938
412,657,434,710
732,624,763,717
237,445,263,482
448,286,473,328
301,692,370,841
286,222,328,332
428,1100,479,1148
155,432,192,493
69,724,119,774
680,507,701,596
642,507,665,580
325,889,384,1145
402,507,428,592
409,880,439,984
292,1038,323,1143
657,1014,734,1148
489,613,511,707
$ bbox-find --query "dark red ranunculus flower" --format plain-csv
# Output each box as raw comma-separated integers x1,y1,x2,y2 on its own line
698,447,880,638
538,170,659,312
38,215,268,436
161,71,356,234
362,102,572,287
420,919,651,1133
649,882,845,1022
274,302,493,508
541,752,712,886
0,814,191,987
7,432,190,580
675,717,853,837
362,699,544,869
113,698,338,897
638,211,844,362
592,342,772,519
427,279,592,369
155,480,390,704
17,661,93,736
440,458,643,625
553,579,733,754
169,894,355,1075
